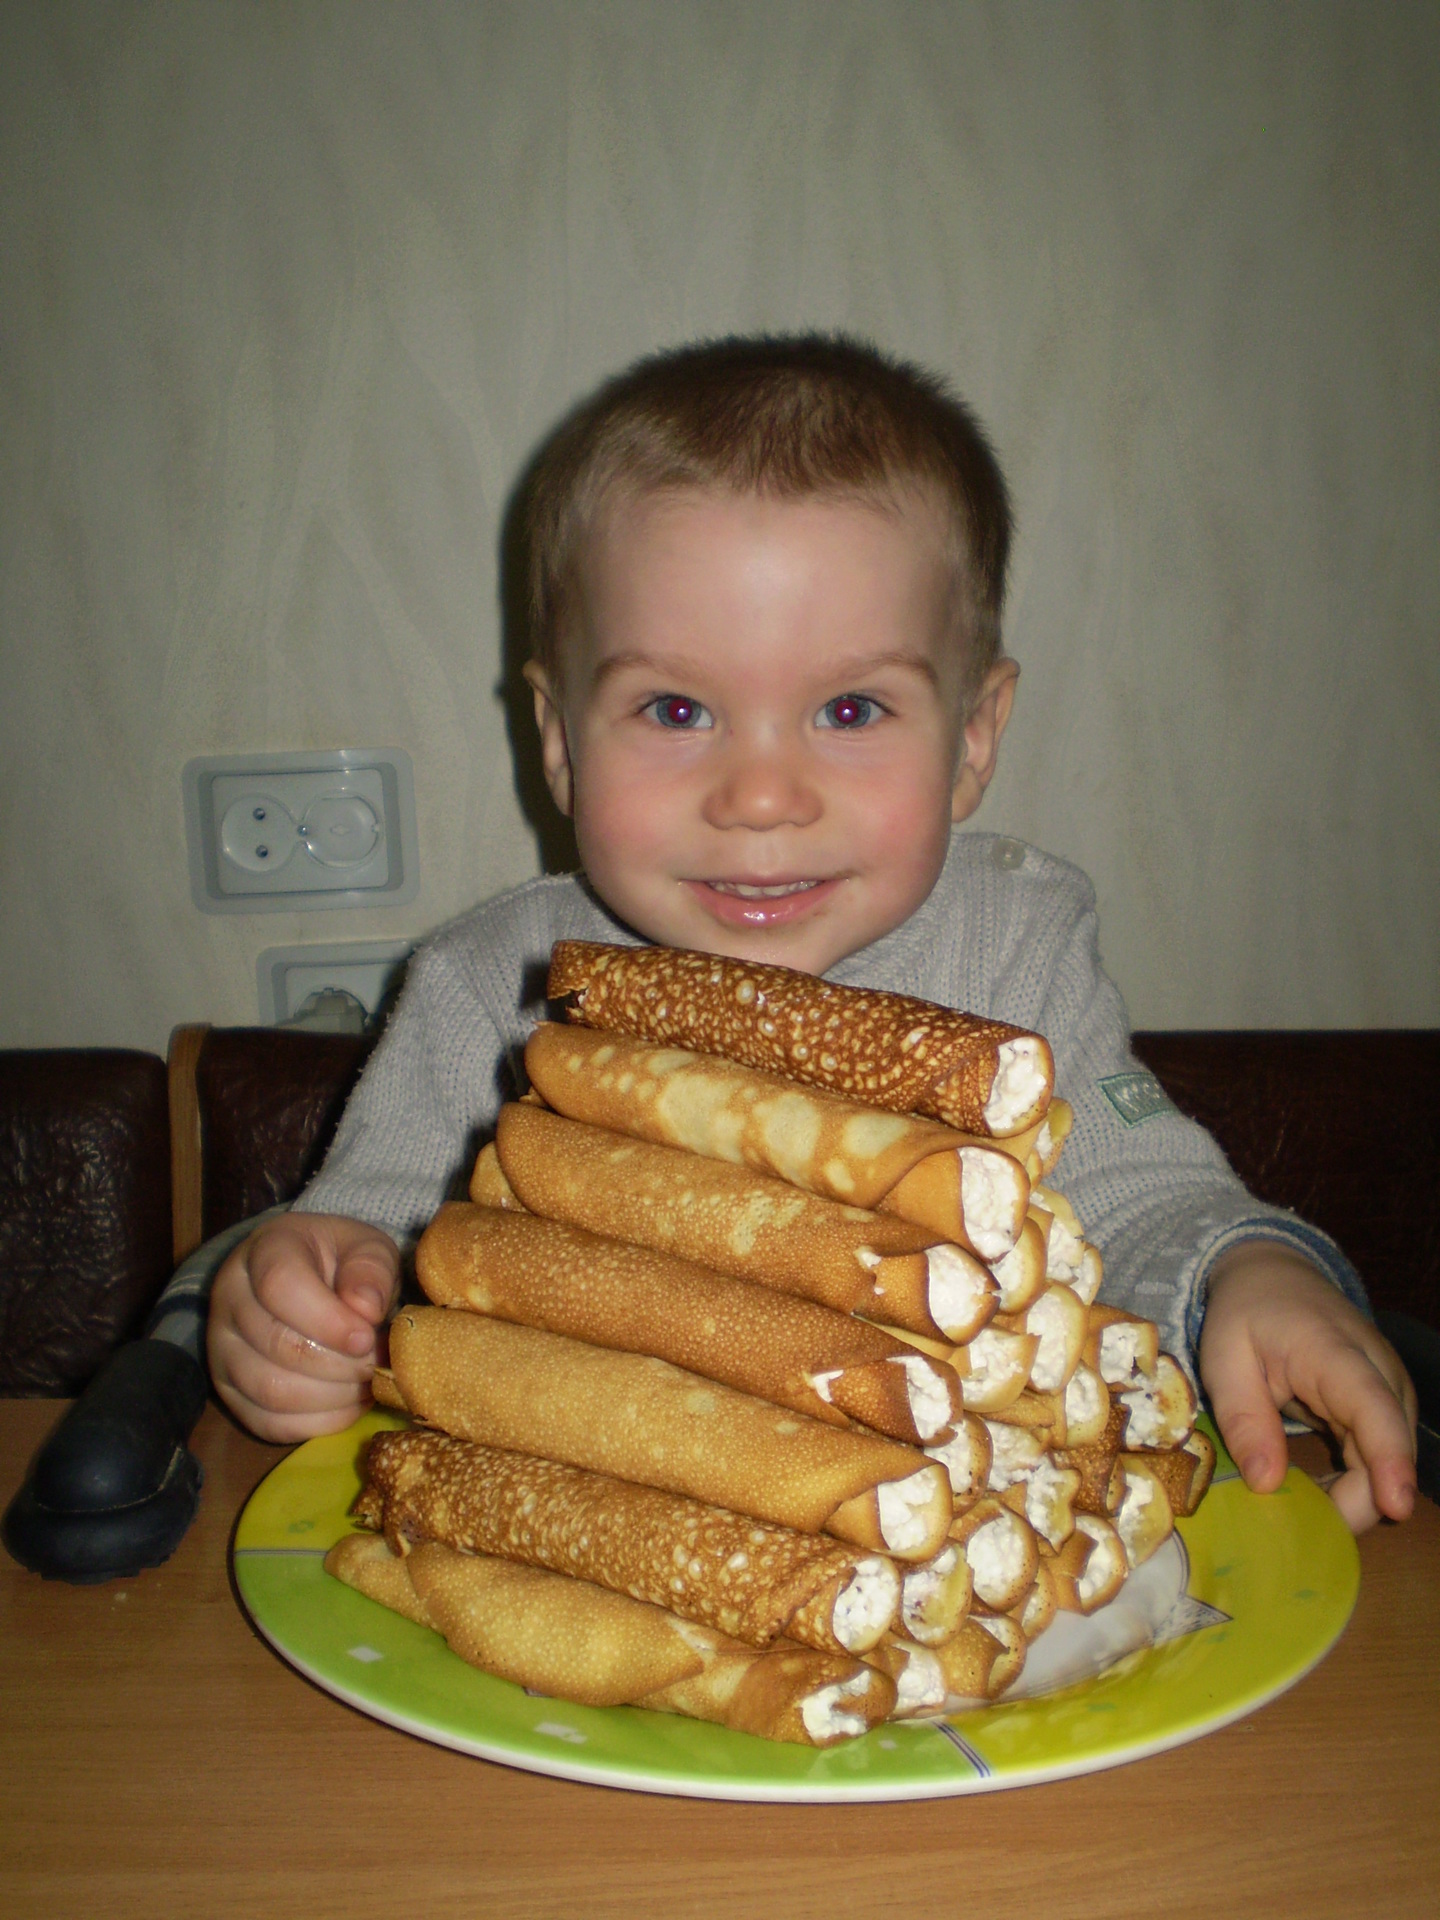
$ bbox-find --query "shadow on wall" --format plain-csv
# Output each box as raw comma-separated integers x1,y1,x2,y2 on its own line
497,430,581,878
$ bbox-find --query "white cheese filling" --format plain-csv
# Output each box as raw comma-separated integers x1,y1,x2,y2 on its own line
961,1327,1028,1404
983,1036,1048,1132
830,1555,901,1651
891,1643,946,1716
800,1667,876,1743
1025,1288,1072,1391
900,1545,962,1639
983,1420,1044,1490
925,1242,990,1339
1116,1470,1157,1559
1043,1211,1083,1284
898,1354,953,1441
1064,1362,1107,1437
1022,1455,1074,1549
988,1235,1033,1311
1072,1244,1103,1306
959,1149,1021,1260
877,1468,939,1554
1075,1516,1123,1607
1119,1377,1167,1447
925,1424,989,1496
964,1514,1026,1606
1099,1323,1146,1384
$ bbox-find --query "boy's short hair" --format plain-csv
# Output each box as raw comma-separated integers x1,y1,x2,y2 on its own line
522,333,1013,702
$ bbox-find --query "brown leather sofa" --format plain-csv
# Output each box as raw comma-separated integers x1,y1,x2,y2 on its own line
2,1027,1437,1397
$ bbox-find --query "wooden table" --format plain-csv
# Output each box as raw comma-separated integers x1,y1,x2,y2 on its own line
2,1400,1436,1920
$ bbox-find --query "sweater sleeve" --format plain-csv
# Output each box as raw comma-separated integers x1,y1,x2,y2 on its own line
290,935,515,1247
1017,866,1369,1372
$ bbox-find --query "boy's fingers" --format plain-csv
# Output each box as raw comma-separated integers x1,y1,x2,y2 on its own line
1202,1329,1288,1493
334,1244,403,1325
247,1221,399,1358
1326,1460,1383,1534
226,1282,377,1384
216,1374,373,1446
1297,1342,1417,1529
211,1327,376,1441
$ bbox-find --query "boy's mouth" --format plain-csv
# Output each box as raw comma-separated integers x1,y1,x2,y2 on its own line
685,876,840,929
706,880,823,898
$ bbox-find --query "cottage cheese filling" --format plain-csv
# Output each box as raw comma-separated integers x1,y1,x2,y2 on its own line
959,1149,1021,1260
926,1242,991,1338
983,1036,1048,1132
925,1423,989,1496
964,1514,1026,1606
899,1354,953,1441
891,1643,946,1716
800,1667,876,1743
877,1468,940,1554
830,1555,900,1651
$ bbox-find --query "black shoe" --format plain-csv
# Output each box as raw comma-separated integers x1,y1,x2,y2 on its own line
3,1340,209,1583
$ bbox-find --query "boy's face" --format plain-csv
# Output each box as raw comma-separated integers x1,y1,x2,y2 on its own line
527,485,1015,975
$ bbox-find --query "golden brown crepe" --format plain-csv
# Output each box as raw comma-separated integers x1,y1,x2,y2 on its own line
325,1532,895,1744
468,1143,526,1211
548,939,1053,1136
354,1427,902,1654
523,1024,1027,1256
416,1201,965,1446
384,1306,953,1559
489,1102,997,1344
1137,1427,1217,1517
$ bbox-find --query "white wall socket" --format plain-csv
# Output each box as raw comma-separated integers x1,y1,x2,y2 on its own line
183,750,419,913
257,940,415,1024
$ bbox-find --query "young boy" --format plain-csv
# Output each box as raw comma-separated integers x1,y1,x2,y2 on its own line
208,335,1416,1533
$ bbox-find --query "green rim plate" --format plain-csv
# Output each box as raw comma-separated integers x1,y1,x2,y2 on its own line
233,1412,1358,1801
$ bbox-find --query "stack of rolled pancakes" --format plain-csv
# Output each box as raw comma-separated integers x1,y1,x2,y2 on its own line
326,942,1215,1747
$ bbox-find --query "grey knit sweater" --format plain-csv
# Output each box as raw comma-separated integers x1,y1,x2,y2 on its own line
296,829,1365,1370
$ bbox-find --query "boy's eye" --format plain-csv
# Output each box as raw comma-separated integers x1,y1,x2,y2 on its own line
646,694,713,730
817,694,880,730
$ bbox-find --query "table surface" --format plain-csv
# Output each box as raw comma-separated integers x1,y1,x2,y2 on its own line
2,1399,1437,1920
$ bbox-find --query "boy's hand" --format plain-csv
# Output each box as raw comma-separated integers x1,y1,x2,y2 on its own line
208,1214,401,1444
1199,1241,1418,1533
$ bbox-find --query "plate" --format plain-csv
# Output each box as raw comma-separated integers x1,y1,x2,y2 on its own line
233,1411,1358,1802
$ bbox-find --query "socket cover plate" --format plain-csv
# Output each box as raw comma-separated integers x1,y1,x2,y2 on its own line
183,750,419,913
257,940,415,1024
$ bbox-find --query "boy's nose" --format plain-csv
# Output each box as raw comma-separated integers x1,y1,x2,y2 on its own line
701,741,823,832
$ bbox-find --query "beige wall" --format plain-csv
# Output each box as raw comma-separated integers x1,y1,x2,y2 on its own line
2,0,1436,1054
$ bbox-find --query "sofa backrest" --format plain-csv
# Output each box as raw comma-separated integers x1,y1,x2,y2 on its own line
1132,1030,1438,1329
174,1024,1439,1331
0,1050,172,1393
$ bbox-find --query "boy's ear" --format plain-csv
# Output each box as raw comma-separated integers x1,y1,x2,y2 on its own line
522,661,574,818
951,659,1019,824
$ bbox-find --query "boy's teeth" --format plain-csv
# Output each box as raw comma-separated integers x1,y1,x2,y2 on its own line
711,881,819,898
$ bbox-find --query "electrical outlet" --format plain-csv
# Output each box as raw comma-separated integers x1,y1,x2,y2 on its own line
257,940,415,1024
183,751,418,913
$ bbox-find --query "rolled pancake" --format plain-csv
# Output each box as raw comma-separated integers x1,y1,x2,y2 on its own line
548,940,1053,1136
1083,1305,1161,1385
469,1143,526,1211
357,1427,900,1654
1117,1352,1198,1450
492,1103,996,1344
1138,1428,1216,1517
417,1201,964,1446
325,1533,894,1744
525,1024,1026,1255
386,1307,952,1559
993,1282,1087,1394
